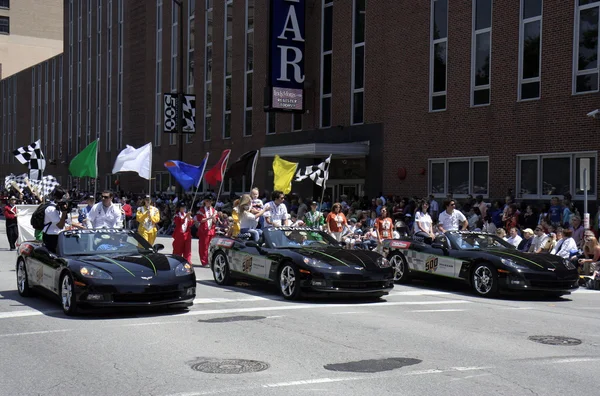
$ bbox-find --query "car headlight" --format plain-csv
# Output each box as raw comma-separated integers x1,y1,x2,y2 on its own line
80,266,113,279
303,258,332,269
175,262,194,276
563,258,576,270
500,258,528,270
377,257,391,268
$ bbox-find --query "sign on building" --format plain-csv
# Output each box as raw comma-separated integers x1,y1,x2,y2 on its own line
163,93,196,133
267,0,305,112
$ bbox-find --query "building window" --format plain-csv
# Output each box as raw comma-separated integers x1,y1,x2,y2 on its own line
117,0,123,150
267,112,276,135
351,0,365,125
574,1,600,94
518,0,542,101
106,0,112,152
204,0,213,141
169,1,178,146
155,0,163,146
68,0,73,156
97,0,102,140
292,113,302,131
31,69,35,142
429,157,489,197
0,0,9,10
59,55,63,160
320,0,333,128
471,0,492,106
223,0,232,139
430,0,448,111
0,16,8,34
517,152,597,198
186,0,195,144
244,0,254,137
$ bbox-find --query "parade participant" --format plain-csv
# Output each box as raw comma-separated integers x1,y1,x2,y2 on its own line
136,195,160,245
78,195,95,226
305,201,325,229
172,202,193,264
196,195,218,266
413,199,435,239
375,207,394,250
326,203,347,242
121,198,133,229
43,188,72,253
264,190,290,227
438,199,468,232
238,194,269,242
3,196,19,251
86,190,123,229
250,187,265,228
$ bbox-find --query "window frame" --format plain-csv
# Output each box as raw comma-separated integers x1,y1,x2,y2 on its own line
0,16,9,34
204,0,213,142
0,0,9,10
350,0,365,125
470,0,493,107
573,1,600,95
428,156,490,198
244,0,254,137
223,0,233,140
429,0,448,112
516,151,598,200
320,0,333,128
155,0,163,147
518,0,542,101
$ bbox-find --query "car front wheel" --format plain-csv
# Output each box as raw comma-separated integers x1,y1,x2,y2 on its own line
16,260,32,297
471,263,498,297
60,272,78,316
279,262,301,300
212,252,232,286
389,253,410,283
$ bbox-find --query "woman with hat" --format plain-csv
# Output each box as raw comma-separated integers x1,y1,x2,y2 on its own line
172,202,193,264
3,196,19,250
136,195,160,245
195,195,218,266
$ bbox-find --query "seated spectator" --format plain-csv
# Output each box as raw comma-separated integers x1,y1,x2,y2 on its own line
529,226,548,253
496,228,507,240
518,228,534,252
552,228,577,259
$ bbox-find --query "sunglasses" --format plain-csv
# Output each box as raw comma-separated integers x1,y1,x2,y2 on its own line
450,203,456,206
102,196,111,199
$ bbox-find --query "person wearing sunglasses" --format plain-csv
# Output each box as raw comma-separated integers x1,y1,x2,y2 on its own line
86,190,124,230
136,195,160,245
437,200,468,233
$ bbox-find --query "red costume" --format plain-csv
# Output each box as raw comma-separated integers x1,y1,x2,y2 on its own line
172,212,192,264
196,205,217,265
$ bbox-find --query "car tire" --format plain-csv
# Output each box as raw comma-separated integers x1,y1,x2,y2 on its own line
471,263,498,297
279,262,301,300
212,252,232,286
60,272,78,316
389,252,411,284
16,259,32,297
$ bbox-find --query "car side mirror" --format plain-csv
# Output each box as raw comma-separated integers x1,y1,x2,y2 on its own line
431,242,445,250
153,243,164,252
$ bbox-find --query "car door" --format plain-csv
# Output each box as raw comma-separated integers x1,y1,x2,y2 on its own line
229,241,268,280
36,247,62,294
26,246,45,287
409,236,461,279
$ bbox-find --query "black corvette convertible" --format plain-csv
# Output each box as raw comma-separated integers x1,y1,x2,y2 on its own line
209,227,395,300
16,229,196,315
382,231,579,297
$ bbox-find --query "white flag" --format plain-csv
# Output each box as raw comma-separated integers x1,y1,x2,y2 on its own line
112,143,152,180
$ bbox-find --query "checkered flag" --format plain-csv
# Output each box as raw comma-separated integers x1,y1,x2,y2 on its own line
30,175,60,198
294,155,331,187
13,139,46,180
182,95,196,133
4,173,31,193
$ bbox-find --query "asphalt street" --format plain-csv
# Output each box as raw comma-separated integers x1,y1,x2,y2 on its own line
0,221,599,396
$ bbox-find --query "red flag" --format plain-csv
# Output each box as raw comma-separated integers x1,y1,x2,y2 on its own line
204,149,231,186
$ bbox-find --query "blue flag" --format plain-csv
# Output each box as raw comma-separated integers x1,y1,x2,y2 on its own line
164,156,208,191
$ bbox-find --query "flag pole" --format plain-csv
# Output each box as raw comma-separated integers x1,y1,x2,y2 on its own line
94,138,99,198
190,152,210,210
148,144,153,195
319,155,332,211
250,150,259,193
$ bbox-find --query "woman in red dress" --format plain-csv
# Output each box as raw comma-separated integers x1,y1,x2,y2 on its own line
172,202,193,264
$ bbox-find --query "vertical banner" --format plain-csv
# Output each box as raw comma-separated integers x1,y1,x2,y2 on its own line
268,0,305,112
163,93,178,133
182,94,196,133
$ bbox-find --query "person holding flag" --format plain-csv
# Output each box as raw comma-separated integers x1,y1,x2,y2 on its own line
172,202,193,264
305,201,325,230
136,195,160,245
195,195,218,266
3,196,19,250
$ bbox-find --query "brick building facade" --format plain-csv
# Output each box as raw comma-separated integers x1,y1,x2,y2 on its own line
1,0,599,204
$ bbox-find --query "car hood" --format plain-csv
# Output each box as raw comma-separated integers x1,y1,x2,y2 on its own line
484,249,571,272
295,246,382,270
74,253,176,276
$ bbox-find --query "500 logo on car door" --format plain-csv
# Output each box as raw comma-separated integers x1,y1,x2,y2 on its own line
425,256,439,272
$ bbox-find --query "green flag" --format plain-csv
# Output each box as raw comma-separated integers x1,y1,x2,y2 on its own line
69,139,98,178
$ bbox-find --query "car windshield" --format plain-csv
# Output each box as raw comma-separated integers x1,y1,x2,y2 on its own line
60,230,153,256
446,231,515,250
264,228,339,248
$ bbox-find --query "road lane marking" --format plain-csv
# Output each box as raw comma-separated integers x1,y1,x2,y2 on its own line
0,329,72,338
192,296,269,304
408,309,466,313
548,357,600,364
388,290,450,296
0,309,58,319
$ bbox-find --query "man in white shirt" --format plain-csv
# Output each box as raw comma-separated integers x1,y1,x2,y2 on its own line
437,200,468,232
86,190,123,229
264,190,290,227
43,187,72,253
506,227,522,248
529,226,548,253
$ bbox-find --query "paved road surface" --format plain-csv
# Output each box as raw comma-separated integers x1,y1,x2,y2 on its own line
0,222,599,395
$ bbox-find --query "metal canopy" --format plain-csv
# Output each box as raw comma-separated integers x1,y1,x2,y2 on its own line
259,142,370,158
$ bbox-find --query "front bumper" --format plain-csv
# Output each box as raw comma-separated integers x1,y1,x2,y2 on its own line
498,271,579,293
299,271,395,295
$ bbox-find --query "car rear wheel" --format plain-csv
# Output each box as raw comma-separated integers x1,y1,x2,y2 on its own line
60,272,78,316
471,263,498,297
279,262,301,300
16,260,32,297
212,252,232,286
389,253,410,283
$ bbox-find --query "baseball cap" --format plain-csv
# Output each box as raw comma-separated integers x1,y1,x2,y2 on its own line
523,228,534,234
311,201,318,206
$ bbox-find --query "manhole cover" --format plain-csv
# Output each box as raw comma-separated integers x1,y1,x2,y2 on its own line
324,357,422,373
198,315,266,323
191,359,270,374
528,336,582,346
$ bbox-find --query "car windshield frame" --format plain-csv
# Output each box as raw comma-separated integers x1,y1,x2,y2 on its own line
58,229,154,256
263,227,340,249
446,231,516,251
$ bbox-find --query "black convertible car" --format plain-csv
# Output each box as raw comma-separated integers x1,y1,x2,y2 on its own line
382,231,579,297
209,227,395,300
16,229,196,315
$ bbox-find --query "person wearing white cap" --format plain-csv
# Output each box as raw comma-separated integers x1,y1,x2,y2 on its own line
3,196,19,250
136,195,160,245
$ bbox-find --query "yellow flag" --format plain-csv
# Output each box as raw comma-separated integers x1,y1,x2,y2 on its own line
272,155,298,194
